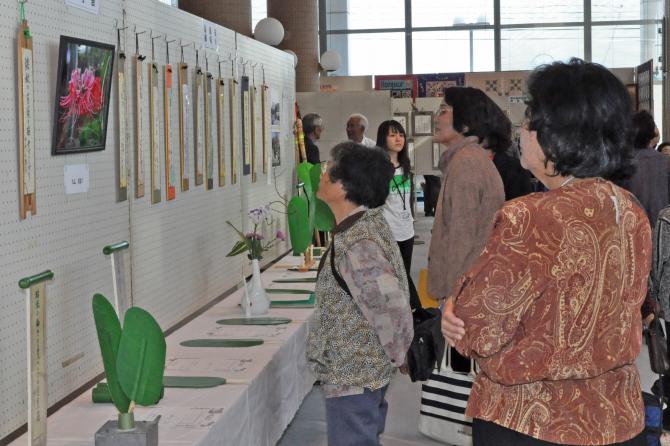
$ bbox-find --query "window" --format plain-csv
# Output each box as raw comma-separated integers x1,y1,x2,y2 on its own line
592,24,656,68
592,0,663,21
500,27,583,70
413,30,494,73
501,0,583,24
328,33,406,76
412,0,493,27
325,0,405,30
251,0,267,31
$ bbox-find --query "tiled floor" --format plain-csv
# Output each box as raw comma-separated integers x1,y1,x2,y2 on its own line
278,208,658,446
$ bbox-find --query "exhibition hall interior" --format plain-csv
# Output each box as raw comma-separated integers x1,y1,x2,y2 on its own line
0,0,668,445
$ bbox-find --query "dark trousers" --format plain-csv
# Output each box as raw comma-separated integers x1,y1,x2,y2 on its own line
397,237,421,310
423,175,442,216
472,419,646,446
325,386,389,446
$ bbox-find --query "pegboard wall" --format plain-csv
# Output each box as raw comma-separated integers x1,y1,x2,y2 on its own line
0,0,296,440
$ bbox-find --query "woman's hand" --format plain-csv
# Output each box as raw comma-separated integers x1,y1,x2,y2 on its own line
441,297,466,347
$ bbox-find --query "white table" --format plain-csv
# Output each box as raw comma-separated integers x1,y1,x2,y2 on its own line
12,256,317,446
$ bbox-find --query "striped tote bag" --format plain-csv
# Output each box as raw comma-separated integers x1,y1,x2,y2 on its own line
418,347,475,445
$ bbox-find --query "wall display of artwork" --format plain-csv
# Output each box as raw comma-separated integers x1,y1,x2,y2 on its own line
271,131,281,167
393,113,409,135
374,74,418,99
52,36,114,155
116,32,129,203
164,60,176,201
241,75,252,176
636,59,653,113
412,111,433,136
465,71,529,127
270,89,280,127
17,18,36,218
229,76,239,184
417,73,464,98
432,142,442,169
148,60,161,204
261,84,270,174
133,43,145,198
216,76,226,186
178,62,191,191
193,61,205,186
249,78,258,182
204,70,215,189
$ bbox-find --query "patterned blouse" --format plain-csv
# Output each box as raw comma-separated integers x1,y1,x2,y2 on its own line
453,178,652,445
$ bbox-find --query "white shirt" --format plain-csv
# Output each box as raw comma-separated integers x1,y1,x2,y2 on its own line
383,167,414,242
361,136,376,148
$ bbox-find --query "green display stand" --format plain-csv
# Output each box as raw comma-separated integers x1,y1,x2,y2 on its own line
265,288,313,295
162,376,227,388
217,317,292,325
180,339,264,348
273,278,317,284
270,293,316,308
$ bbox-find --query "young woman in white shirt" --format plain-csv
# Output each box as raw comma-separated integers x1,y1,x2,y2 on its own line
376,120,420,308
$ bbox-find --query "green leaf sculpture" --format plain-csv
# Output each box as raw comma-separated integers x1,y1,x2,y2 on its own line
288,195,311,255
92,294,130,414
315,198,335,231
92,294,166,430
117,307,166,406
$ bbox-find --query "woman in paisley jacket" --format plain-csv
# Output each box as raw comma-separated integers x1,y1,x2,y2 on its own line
441,59,650,445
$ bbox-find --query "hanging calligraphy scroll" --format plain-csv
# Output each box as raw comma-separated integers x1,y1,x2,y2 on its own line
164,63,176,200
205,71,215,190
178,62,190,191
134,52,146,198
116,33,129,202
241,76,251,176
17,19,36,218
216,77,226,186
229,77,238,184
261,84,269,175
250,81,258,182
193,64,204,186
149,61,161,204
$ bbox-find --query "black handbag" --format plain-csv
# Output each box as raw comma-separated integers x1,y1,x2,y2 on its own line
406,306,445,382
646,317,670,375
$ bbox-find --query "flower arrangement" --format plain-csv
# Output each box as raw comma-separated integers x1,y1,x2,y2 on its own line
226,205,286,260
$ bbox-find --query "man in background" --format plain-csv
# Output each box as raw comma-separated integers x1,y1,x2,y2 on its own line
346,113,376,147
302,113,323,164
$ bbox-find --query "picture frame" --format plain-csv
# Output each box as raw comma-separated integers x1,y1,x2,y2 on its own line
412,111,434,137
393,113,410,136
52,36,115,155
433,142,442,169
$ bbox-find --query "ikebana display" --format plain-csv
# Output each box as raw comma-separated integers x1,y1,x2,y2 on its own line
116,26,129,202
17,11,36,218
19,269,54,446
226,205,286,315
92,294,165,445
164,39,176,200
133,31,146,198
177,48,190,192
148,34,161,204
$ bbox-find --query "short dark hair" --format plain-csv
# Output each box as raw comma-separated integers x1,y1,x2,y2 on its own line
632,110,657,149
443,87,512,153
525,58,634,180
658,141,670,152
376,120,411,181
328,141,394,208
302,113,322,135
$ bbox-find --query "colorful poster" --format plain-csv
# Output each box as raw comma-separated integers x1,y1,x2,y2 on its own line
417,73,465,97
374,74,418,99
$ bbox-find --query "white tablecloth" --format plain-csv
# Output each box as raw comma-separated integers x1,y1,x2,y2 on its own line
12,255,317,446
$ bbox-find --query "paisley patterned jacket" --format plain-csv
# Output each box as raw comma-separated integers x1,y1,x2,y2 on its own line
453,178,652,445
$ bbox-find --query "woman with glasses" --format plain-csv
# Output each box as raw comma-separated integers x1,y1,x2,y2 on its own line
427,86,506,372
442,59,649,445
376,120,421,308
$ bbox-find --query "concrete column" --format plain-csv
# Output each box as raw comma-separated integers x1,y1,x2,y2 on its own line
268,0,320,92
179,0,252,37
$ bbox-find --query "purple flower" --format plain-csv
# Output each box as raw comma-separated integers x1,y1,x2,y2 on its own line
276,230,286,241
245,232,264,240
248,206,271,225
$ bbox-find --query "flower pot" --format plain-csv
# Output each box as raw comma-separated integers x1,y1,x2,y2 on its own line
94,413,158,446
245,259,270,315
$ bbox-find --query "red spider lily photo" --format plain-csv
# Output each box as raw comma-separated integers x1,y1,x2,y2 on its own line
52,36,114,154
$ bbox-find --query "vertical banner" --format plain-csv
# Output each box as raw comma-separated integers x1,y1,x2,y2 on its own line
250,82,258,182
178,63,190,191
216,78,226,186
229,78,238,184
261,85,270,175
204,72,214,190
134,55,145,198
164,64,176,200
17,19,36,218
149,62,161,204
116,47,129,202
241,76,251,176
193,66,205,186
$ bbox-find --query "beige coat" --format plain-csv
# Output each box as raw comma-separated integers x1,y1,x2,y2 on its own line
427,136,504,299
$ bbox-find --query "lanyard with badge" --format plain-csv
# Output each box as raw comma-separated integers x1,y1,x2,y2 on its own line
392,175,412,221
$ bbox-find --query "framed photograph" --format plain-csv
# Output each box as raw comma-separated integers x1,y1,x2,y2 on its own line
271,90,280,127
433,142,442,169
52,36,115,155
412,111,434,137
393,113,409,135
271,131,281,166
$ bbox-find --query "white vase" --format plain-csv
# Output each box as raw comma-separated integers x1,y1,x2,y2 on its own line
245,259,270,315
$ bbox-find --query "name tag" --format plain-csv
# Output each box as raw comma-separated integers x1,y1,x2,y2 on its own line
399,210,412,221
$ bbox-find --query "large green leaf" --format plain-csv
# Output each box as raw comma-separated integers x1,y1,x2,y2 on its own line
226,240,248,257
297,162,315,197
309,163,323,194
314,198,335,231
288,195,311,255
116,307,166,406
92,294,130,414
